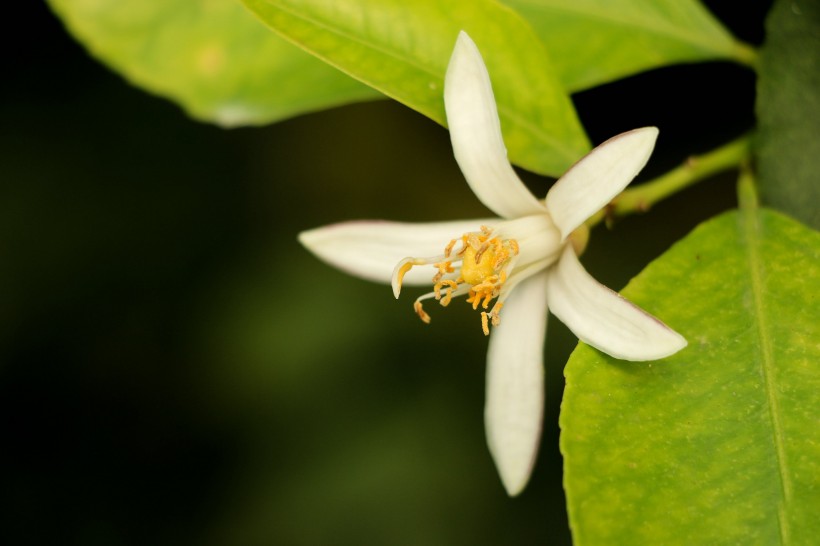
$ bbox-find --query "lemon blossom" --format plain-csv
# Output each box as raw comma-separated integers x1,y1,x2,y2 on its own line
299,32,686,496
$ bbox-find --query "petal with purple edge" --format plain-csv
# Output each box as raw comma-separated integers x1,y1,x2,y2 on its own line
445,32,547,220
545,127,659,240
547,246,687,361
485,271,548,496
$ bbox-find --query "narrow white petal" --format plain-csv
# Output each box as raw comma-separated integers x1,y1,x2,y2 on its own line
494,214,562,271
445,32,547,219
298,218,492,285
545,127,659,239
547,246,687,360
485,271,548,496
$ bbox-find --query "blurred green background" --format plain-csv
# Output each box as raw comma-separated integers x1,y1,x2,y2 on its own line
2,3,767,545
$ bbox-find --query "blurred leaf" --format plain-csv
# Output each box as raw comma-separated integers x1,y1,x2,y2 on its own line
756,0,820,229
240,0,590,176
47,0,381,126
561,207,820,544
500,0,756,91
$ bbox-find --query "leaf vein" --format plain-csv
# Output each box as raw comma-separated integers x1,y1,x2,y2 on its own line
255,0,582,170
743,205,791,544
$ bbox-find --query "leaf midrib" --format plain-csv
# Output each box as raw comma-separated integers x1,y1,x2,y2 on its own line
255,0,581,168
743,205,791,544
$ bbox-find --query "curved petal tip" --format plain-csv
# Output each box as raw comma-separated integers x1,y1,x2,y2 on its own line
444,31,547,219
546,127,659,240
484,273,548,496
547,246,687,361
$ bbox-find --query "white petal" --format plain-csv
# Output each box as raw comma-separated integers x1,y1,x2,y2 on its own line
494,215,562,271
444,31,547,219
547,246,687,360
485,271,548,496
298,219,492,285
545,127,659,239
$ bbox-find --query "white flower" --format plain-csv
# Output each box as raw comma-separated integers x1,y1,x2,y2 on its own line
299,32,686,496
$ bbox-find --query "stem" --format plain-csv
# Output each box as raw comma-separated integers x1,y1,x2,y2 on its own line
586,134,752,229
733,40,760,72
736,160,759,211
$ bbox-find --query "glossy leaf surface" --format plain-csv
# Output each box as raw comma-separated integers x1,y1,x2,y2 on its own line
241,0,590,176
501,0,755,91
562,206,820,544
48,0,381,126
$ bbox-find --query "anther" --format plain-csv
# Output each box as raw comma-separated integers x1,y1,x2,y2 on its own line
414,301,431,324
443,239,457,257
474,244,489,263
490,302,503,326
435,280,458,306
481,293,493,309
432,260,454,283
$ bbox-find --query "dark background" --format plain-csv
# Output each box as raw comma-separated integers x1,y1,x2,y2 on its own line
2,2,768,544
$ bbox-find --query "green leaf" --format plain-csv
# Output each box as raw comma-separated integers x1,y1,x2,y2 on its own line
240,0,590,176
47,0,381,126
500,0,756,91
756,0,820,229
561,206,820,544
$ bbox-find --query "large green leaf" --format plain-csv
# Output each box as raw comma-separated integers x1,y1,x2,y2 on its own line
500,0,756,91
47,0,381,126
755,0,820,229
561,205,820,543
500,0,756,92
240,0,590,176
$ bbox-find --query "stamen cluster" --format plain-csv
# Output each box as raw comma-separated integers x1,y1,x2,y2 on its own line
396,226,519,335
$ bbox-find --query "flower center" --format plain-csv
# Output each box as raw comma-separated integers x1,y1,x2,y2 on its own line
393,226,519,335
460,244,497,285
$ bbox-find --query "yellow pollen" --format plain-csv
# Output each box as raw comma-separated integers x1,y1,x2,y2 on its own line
490,302,503,326
509,240,520,256
414,301,431,324
401,229,518,334
482,293,493,309
444,238,458,257
435,280,459,306
432,260,454,283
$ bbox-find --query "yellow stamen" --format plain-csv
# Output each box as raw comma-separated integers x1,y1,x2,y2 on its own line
466,233,483,251
491,246,510,270
432,260,454,283
509,240,520,256
414,301,431,324
482,293,493,309
435,280,459,306
490,302,503,326
396,227,519,334
444,238,458,257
